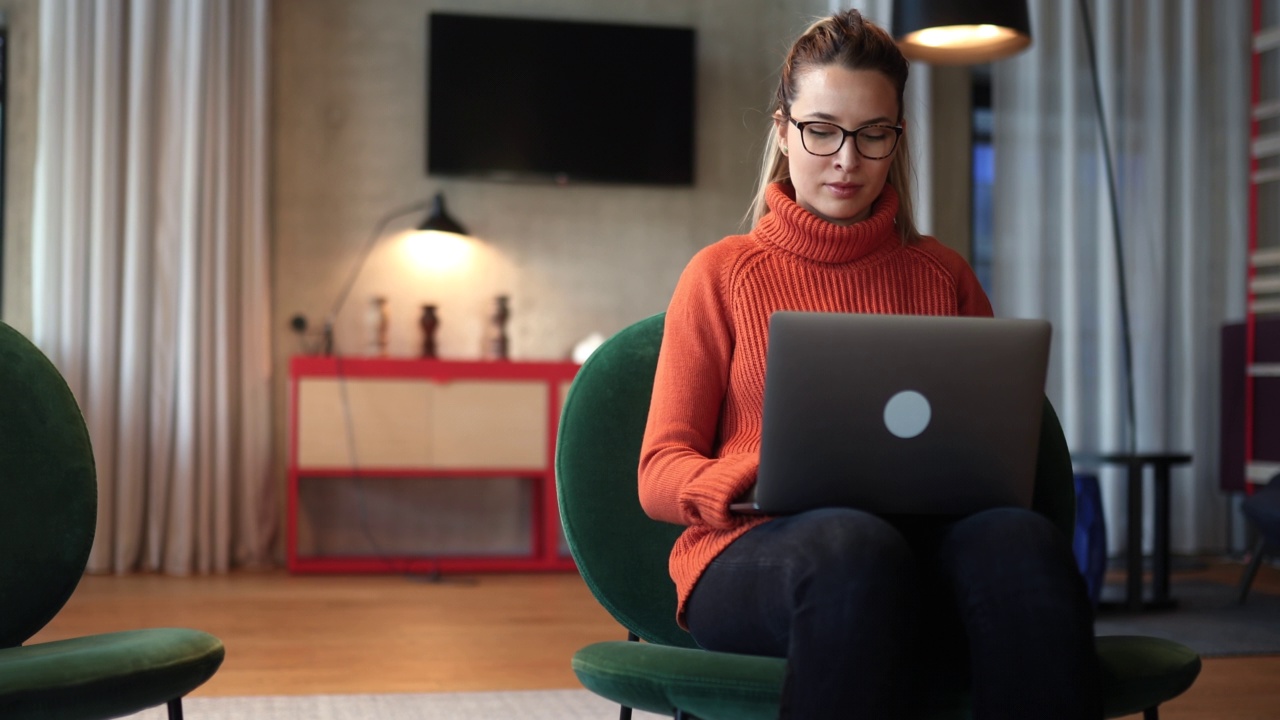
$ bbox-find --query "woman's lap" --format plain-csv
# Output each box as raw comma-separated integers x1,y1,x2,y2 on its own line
684,506,1100,719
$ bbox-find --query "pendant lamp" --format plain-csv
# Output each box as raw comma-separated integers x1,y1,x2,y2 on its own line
893,0,1032,64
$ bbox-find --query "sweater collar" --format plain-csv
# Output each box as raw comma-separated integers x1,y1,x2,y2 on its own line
754,182,900,264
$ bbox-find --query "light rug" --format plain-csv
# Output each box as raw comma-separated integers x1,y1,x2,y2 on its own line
122,689,668,720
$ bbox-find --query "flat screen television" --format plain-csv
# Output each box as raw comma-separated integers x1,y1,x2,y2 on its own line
427,13,696,186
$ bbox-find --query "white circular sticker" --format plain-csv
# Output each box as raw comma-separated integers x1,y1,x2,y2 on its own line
884,390,931,439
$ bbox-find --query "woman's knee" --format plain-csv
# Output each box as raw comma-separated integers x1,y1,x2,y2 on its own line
939,508,1078,584
772,507,916,582
950,507,1065,550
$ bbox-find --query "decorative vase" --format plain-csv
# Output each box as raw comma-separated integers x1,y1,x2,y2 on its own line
419,304,439,359
367,296,389,357
485,295,510,361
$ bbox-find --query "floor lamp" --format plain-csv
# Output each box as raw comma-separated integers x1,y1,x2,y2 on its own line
894,0,1136,455
288,192,470,356
322,192,469,356
296,192,471,578
895,1,1181,611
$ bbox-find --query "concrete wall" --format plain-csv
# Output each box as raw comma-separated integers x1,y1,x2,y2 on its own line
272,0,831,368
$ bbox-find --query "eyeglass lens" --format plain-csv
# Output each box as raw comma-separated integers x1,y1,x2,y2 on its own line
800,123,898,159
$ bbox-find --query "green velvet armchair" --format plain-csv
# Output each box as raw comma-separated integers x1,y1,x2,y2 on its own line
556,312,1202,720
0,321,225,719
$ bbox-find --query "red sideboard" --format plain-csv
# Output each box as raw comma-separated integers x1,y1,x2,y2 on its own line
288,356,579,573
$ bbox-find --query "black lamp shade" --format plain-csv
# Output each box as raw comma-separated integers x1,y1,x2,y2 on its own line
417,192,469,236
893,0,1032,64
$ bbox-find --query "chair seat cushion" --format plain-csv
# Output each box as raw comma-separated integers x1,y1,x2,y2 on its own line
0,628,225,720
572,640,784,720
1096,635,1201,718
574,635,1201,720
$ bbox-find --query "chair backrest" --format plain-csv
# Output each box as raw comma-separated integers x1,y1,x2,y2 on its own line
556,312,1075,648
1243,478,1280,547
0,322,97,649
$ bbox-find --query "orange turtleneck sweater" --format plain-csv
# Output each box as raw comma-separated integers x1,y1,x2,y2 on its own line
638,182,994,627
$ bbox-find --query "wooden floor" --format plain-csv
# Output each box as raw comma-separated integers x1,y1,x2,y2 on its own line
28,557,1280,719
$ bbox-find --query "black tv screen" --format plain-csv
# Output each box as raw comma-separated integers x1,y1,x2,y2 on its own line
427,13,696,186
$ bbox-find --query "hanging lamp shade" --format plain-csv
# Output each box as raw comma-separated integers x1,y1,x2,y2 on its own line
892,0,1032,65
417,192,469,236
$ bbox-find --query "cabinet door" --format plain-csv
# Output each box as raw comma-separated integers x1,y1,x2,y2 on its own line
295,377,548,470
430,380,547,469
296,379,433,468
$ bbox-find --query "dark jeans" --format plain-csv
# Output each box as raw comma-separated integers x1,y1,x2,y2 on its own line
685,507,1102,720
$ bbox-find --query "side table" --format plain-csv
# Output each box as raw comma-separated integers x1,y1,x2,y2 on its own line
1073,452,1192,612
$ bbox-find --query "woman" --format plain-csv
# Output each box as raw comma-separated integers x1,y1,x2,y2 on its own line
638,9,1101,719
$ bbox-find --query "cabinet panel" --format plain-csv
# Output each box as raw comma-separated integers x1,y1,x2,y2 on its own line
296,476,534,557
431,381,546,468
297,379,433,468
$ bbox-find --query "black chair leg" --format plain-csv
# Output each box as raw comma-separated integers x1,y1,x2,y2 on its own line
1144,706,1159,720
1239,537,1267,604
619,631,639,720
168,698,184,720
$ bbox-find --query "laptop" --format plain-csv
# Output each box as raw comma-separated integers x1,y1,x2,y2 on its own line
730,311,1051,517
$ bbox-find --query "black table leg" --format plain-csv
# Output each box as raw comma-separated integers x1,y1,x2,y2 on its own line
1152,461,1174,608
1126,460,1144,612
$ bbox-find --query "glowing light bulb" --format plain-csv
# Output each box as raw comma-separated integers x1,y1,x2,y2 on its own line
401,230,474,273
909,24,1020,49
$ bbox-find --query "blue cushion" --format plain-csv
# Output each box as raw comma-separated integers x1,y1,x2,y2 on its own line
1073,473,1108,607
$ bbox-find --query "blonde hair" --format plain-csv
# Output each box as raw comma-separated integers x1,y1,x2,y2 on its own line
746,10,921,244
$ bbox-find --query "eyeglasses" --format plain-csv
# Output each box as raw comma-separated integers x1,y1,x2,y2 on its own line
785,117,903,159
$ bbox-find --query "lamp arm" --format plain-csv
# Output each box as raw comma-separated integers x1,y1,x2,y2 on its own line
1078,0,1138,456
322,198,435,355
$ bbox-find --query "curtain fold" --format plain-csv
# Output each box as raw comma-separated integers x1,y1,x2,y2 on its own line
992,0,1250,554
31,0,274,574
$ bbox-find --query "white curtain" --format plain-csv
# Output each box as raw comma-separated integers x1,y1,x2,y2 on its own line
992,0,1251,555
31,0,274,574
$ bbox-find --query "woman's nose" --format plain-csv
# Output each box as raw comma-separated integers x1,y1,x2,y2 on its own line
833,139,861,171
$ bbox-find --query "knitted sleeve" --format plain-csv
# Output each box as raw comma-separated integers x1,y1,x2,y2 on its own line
638,244,759,529
917,236,995,318
956,261,994,318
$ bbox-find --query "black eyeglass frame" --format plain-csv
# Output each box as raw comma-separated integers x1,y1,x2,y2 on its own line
785,117,904,159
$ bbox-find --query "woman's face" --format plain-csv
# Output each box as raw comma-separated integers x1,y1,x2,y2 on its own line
776,65,901,226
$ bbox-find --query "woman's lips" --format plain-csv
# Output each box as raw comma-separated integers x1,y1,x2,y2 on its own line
825,182,861,199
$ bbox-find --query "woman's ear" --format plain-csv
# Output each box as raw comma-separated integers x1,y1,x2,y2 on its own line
773,113,789,156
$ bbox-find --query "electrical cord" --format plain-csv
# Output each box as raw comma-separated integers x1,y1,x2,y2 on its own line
320,198,477,585
332,347,477,585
